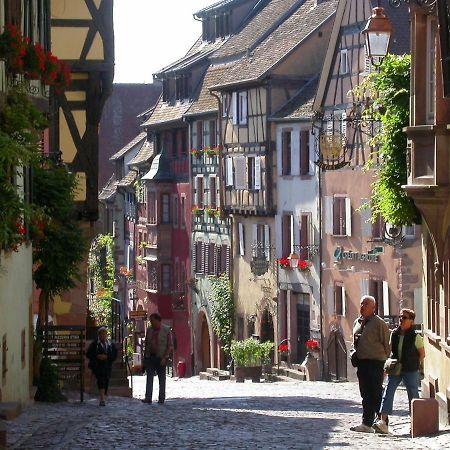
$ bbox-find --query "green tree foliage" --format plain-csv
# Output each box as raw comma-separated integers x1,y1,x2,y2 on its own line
354,54,418,225
209,274,234,355
0,87,46,249
88,234,115,329
32,162,86,298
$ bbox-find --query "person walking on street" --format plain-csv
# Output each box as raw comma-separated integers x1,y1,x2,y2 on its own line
350,295,390,433
142,313,173,404
86,327,118,406
373,308,425,434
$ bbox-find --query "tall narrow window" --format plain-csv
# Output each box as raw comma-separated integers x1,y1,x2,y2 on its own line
148,192,157,224
161,194,170,224
194,241,205,274
281,130,292,176
299,213,310,260
333,196,351,236
334,283,346,316
180,195,186,228
173,195,179,228
238,91,248,125
340,49,348,75
208,243,216,275
196,121,203,149
195,176,204,208
247,156,261,190
300,130,310,175
210,176,217,209
209,120,217,148
161,264,172,292
426,16,437,124
282,214,292,257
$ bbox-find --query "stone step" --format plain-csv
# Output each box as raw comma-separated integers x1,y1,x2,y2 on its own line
206,368,229,377
107,386,132,397
277,367,306,381
199,371,212,381
0,402,21,420
200,370,230,381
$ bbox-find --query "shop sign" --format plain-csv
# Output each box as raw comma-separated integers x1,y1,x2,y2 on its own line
316,131,349,170
334,246,380,263
251,255,269,276
129,310,148,320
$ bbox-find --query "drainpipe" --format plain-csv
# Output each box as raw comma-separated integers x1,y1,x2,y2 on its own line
318,158,325,380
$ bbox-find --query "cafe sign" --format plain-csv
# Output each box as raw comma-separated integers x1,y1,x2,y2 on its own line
334,246,380,263
251,255,270,276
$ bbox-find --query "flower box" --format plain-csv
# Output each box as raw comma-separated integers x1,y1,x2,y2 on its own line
191,148,203,158
191,206,204,217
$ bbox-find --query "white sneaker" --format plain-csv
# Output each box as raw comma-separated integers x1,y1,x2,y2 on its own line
373,419,389,434
350,423,375,433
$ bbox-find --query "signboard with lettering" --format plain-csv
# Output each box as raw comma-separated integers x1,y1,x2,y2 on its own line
251,255,270,276
129,310,148,320
334,246,380,264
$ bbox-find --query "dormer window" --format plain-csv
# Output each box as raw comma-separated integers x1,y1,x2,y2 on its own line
202,11,231,42
162,79,169,102
175,75,190,101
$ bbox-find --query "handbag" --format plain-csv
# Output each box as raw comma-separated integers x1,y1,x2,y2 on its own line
384,357,401,376
350,349,358,368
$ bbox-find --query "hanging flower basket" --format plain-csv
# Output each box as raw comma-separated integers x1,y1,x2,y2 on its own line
23,42,46,79
0,24,26,68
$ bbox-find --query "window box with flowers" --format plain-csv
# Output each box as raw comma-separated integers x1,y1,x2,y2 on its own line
191,148,203,159
205,207,219,219
192,205,204,217
278,342,289,363
205,146,220,157
277,257,310,271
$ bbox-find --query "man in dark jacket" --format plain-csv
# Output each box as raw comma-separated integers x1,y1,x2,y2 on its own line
86,327,117,406
142,313,172,404
350,295,390,433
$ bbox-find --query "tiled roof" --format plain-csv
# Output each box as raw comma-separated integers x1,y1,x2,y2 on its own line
270,76,319,121
141,100,192,127
98,175,118,201
185,66,230,116
128,140,155,166
118,170,137,188
109,132,147,161
212,0,299,60
210,0,338,88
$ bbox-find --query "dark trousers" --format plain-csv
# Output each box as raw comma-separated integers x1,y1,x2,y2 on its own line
357,359,385,427
145,356,166,402
94,363,111,394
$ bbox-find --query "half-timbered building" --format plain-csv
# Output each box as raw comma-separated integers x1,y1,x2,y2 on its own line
313,0,421,381
47,0,114,326
209,0,337,354
403,0,450,427
270,77,321,366
0,0,50,407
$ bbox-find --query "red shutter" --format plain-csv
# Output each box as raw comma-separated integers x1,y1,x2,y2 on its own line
300,131,309,175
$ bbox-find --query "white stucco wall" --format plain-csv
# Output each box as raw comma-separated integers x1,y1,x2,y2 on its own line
0,246,33,405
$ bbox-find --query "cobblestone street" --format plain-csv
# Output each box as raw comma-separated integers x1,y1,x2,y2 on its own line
4,376,450,449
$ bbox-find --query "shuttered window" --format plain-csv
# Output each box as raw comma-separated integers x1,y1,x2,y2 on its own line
209,120,216,148
300,130,310,175
282,214,292,257
196,121,203,149
299,214,310,260
334,283,346,316
194,241,205,275
209,176,217,209
332,196,351,236
238,223,245,256
161,194,170,224
195,176,204,208
208,243,216,275
226,157,234,187
282,130,292,176
234,156,246,189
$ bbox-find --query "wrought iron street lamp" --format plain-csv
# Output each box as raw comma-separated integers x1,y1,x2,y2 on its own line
288,252,299,269
362,5,393,65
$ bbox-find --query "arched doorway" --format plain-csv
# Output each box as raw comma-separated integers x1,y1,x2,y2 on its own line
260,309,274,343
200,315,211,371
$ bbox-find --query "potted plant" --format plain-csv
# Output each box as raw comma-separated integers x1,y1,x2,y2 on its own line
0,24,26,70
22,42,46,79
305,338,320,357
278,342,289,362
191,148,202,158
277,257,290,269
205,207,219,219
205,146,220,157
231,338,274,383
192,205,204,217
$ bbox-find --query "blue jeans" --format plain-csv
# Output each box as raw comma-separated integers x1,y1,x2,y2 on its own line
379,371,420,416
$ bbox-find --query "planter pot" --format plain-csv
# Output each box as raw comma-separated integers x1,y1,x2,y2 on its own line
234,365,262,383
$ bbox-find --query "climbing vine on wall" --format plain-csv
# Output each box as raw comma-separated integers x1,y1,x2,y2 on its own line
209,274,234,355
88,234,115,329
354,54,418,226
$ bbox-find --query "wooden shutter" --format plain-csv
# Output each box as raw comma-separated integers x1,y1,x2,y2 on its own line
300,214,309,260
193,241,197,273
342,286,346,317
232,92,238,124
226,157,233,186
282,215,291,257
196,176,204,208
209,120,216,148
210,176,217,208
254,156,261,190
208,243,215,275
324,196,333,235
196,121,204,149
239,91,247,125
282,130,291,176
300,130,309,175
238,223,245,256
225,245,231,277
264,224,270,261
290,215,294,254
382,281,390,316
360,198,372,238
345,197,352,236
360,278,369,297
234,156,246,189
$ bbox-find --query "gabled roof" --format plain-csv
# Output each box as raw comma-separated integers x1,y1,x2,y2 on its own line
118,170,137,188
270,76,319,121
313,0,410,111
109,132,147,161
209,0,338,89
185,66,230,116
140,101,192,127
128,140,155,167
194,0,250,18
98,175,118,202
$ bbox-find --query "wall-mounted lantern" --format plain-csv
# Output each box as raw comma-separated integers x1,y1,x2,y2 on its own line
362,6,393,65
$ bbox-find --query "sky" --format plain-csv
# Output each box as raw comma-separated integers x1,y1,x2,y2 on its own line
113,0,212,83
